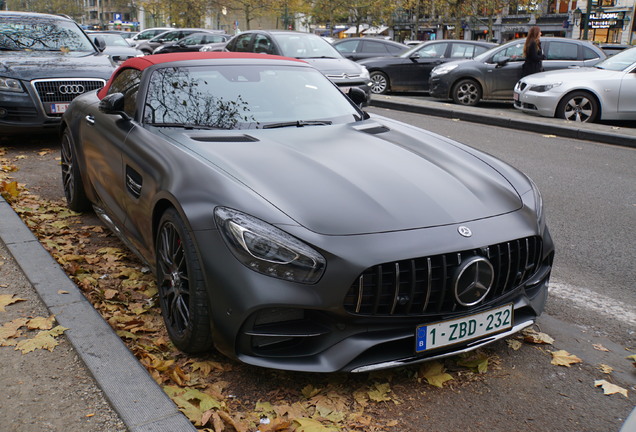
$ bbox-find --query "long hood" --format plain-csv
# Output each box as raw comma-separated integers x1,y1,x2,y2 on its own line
0,52,115,80
173,121,523,235
301,57,364,75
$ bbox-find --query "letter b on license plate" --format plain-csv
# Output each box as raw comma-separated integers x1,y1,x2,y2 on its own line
415,304,513,352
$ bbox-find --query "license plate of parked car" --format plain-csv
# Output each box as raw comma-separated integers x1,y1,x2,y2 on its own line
50,103,70,114
415,304,513,352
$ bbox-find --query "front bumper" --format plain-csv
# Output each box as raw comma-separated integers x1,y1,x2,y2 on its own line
195,208,555,373
429,76,452,99
513,89,559,118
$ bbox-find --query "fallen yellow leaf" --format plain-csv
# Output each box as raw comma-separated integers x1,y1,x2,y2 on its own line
507,339,523,350
550,350,582,367
593,343,610,352
419,361,453,388
597,364,613,374
594,380,628,397
523,328,554,345
0,294,26,312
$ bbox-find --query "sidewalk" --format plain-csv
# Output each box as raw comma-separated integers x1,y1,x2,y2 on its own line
0,96,633,432
0,198,196,432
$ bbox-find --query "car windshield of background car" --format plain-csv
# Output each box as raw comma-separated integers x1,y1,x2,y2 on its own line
0,18,94,52
276,34,341,59
97,33,131,47
594,47,636,71
142,64,361,129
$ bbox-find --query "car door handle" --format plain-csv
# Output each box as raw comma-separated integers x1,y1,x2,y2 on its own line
85,115,95,126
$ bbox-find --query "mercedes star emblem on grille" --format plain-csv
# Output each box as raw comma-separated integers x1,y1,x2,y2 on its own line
59,84,85,95
453,256,494,306
458,225,472,237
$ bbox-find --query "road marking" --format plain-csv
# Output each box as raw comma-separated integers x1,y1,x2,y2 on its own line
549,281,636,326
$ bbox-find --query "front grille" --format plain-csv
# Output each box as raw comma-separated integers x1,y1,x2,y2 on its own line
32,79,105,103
344,236,542,317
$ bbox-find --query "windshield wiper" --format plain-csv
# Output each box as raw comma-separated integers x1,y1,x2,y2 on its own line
262,120,332,129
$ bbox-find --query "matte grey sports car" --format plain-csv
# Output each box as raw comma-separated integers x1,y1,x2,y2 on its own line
60,52,554,372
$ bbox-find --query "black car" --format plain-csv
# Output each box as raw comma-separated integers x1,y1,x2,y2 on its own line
358,40,497,94
224,30,372,104
429,37,607,106
60,52,553,372
153,32,229,54
332,37,408,61
0,11,115,135
136,28,212,55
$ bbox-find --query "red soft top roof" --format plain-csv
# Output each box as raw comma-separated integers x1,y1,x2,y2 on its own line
98,52,304,99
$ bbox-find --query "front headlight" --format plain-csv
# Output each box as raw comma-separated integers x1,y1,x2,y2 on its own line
430,63,458,77
0,77,24,93
214,207,326,284
529,82,562,93
359,65,370,80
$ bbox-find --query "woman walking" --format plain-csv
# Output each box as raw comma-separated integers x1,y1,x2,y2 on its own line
521,26,544,77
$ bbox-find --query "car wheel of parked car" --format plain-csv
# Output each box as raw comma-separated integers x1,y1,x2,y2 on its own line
369,71,390,94
556,91,599,123
156,208,213,353
60,128,92,212
452,78,482,106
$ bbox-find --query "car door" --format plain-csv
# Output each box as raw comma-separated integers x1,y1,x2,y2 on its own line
542,40,582,72
79,69,141,230
356,40,394,61
484,42,525,99
392,42,448,90
227,32,255,52
617,67,636,117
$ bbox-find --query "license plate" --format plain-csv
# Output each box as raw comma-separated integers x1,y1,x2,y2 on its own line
415,304,513,353
50,103,70,114
513,92,519,101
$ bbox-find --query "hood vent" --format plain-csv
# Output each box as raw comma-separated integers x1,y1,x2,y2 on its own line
190,134,259,143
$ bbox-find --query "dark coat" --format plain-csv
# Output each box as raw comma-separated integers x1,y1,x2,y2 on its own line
521,40,544,77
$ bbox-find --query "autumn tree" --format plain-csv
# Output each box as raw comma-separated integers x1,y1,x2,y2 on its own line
6,0,84,20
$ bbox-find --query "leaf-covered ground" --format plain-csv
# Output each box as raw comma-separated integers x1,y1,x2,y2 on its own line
1,145,632,432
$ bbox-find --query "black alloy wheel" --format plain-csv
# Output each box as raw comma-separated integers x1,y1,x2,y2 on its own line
156,208,213,353
60,128,91,212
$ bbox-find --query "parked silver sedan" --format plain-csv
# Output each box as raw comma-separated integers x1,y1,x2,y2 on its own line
514,46,636,123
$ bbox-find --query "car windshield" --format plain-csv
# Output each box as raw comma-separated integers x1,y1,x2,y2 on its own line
0,17,95,52
594,46,636,71
274,33,341,59
94,33,131,47
143,64,362,130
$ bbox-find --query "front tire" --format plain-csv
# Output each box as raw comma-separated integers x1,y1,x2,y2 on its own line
452,78,482,106
556,91,599,123
156,208,213,353
60,128,91,212
369,71,389,94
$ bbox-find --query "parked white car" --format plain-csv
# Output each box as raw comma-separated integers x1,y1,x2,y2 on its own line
514,46,636,123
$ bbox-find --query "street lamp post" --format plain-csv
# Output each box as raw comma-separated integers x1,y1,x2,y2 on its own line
582,0,592,40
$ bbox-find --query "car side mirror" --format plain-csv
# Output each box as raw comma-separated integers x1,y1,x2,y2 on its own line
409,52,421,61
93,36,106,52
496,56,511,66
99,93,130,119
347,87,368,107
